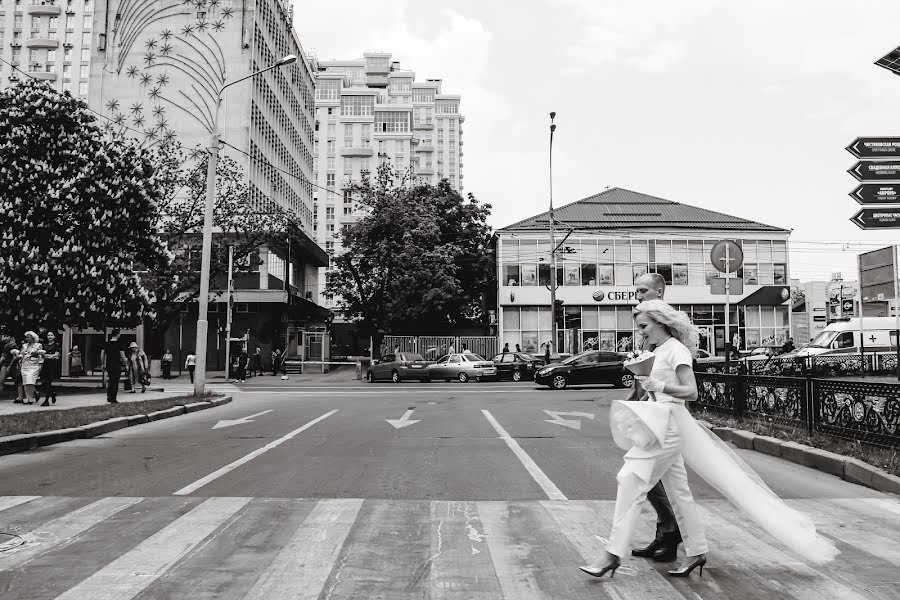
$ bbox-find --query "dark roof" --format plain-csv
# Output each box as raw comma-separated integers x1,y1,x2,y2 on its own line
499,188,789,233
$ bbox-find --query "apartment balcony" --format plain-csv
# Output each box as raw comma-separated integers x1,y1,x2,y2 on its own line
416,168,435,176
366,75,389,87
340,146,374,157
413,121,434,130
26,37,59,48
27,4,61,15
27,69,56,80
417,145,434,152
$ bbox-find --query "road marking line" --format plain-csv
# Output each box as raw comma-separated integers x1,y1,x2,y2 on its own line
481,410,567,501
173,411,339,495
0,495,40,513
0,497,143,571
243,498,363,600
53,497,251,600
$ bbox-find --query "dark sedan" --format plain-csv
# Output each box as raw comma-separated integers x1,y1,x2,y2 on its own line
490,352,543,381
534,350,634,390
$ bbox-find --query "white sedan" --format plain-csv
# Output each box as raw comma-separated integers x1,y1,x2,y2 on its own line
428,353,497,382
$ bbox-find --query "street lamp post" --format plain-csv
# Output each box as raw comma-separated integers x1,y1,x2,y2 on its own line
193,54,297,397
548,112,558,355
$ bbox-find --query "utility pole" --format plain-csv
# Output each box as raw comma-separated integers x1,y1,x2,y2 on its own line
548,112,558,355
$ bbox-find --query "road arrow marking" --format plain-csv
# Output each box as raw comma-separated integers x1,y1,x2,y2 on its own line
386,407,420,429
212,410,273,430
543,410,595,430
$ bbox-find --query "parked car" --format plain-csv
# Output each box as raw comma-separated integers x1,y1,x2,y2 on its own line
534,350,633,390
490,352,543,381
694,349,725,372
428,353,497,382
366,352,433,383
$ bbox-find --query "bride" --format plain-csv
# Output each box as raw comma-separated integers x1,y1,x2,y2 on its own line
580,300,837,579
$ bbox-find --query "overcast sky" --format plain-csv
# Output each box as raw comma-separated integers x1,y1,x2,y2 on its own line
295,0,900,283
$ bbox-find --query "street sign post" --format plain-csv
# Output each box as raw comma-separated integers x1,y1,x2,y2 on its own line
850,208,900,229
848,160,900,181
849,183,900,205
710,240,744,366
846,137,900,158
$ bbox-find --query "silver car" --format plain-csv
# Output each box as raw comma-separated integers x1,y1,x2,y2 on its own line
428,353,497,382
367,352,434,382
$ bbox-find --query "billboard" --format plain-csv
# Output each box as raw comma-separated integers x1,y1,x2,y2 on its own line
858,246,898,316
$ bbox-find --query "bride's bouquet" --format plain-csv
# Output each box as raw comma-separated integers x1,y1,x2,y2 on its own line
623,349,655,376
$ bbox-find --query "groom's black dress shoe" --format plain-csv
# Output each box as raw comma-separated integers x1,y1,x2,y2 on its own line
652,532,682,562
631,539,662,558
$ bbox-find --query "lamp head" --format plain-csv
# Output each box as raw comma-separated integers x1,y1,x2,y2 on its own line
550,111,556,119
278,54,298,66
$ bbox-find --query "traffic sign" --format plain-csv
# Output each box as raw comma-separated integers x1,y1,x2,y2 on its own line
846,137,900,159
850,208,900,229
849,183,900,205
710,240,743,273
848,160,900,182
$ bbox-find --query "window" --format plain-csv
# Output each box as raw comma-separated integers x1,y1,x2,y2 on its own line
11,47,21,62
79,63,88,78
15,15,23,29
360,157,370,173
31,16,40,32
316,79,340,100
81,47,89,61
413,88,434,103
327,140,335,155
47,49,56,62
325,206,335,220
343,123,354,147
49,16,57,30
29,48,39,63
62,63,71,80
83,15,92,29
327,156,335,171
326,241,334,253
65,14,73,29
341,95,374,116
326,173,335,187
375,111,410,133
327,123,335,138
82,31,90,45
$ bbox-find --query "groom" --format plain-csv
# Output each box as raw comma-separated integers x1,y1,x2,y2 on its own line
626,272,682,561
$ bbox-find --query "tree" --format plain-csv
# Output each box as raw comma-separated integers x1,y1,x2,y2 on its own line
0,80,169,334
325,164,494,354
140,143,308,356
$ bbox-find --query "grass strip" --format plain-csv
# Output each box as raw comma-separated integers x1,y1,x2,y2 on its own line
697,409,900,478
0,393,221,437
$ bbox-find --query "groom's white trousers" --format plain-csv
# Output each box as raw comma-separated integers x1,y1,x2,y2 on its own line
607,406,709,558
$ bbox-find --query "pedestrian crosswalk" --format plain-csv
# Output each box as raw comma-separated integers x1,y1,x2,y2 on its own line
0,387,895,597
0,495,897,599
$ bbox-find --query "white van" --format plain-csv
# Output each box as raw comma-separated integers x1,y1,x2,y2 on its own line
794,318,899,357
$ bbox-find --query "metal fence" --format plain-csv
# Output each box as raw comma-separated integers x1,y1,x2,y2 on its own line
699,352,900,379
694,371,900,448
382,336,498,360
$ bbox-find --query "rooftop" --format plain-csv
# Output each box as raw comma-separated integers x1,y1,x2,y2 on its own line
498,188,789,233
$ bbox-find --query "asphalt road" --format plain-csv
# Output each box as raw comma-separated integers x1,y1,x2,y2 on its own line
0,379,897,599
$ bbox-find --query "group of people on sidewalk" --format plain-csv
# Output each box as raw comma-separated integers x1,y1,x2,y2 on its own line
100,329,151,403
0,331,62,406
577,273,838,580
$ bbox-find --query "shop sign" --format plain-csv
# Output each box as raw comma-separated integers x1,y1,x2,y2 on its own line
846,137,900,159
590,289,640,302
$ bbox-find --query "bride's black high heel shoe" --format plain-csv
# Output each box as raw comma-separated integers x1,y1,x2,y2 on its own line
579,555,621,579
667,554,706,577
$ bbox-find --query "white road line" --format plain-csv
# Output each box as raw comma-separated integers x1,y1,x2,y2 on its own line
0,495,39,513
481,410,567,501
0,497,143,571
242,498,363,600
53,497,251,600
173,410,338,495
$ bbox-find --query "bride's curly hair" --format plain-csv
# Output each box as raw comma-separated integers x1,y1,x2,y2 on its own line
634,300,699,352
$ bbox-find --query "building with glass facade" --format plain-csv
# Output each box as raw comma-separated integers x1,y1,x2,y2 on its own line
496,188,793,356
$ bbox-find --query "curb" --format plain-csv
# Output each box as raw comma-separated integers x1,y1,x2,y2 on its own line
698,420,900,496
0,396,232,457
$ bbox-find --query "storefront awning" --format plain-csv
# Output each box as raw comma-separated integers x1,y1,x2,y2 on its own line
738,285,791,306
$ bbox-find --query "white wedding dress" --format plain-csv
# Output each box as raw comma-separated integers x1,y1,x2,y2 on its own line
612,349,838,565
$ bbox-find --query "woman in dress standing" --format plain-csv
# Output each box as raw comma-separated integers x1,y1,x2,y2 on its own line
127,341,149,393
69,345,83,378
40,330,61,406
19,331,44,405
580,300,837,579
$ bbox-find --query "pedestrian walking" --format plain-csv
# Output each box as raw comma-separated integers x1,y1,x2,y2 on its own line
448,343,456,355
251,347,263,377
9,349,24,403
40,330,61,406
502,343,509,354
185,352,196,382
579,299,837,579
101,330,127,403
127,342,149,393
515,344,522,353
19,331,44,405
237,349,249,382
271,348,281,375
0,335,17,396
543,341,551,365
394,344,401,354
69,345,83,378
161,349,173,379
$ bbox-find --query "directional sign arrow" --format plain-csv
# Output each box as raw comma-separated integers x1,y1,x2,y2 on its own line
543,410,595,430
846,137,900,159
849,183,900,205
212,410,273,430
848,160,900,182
850,208,900,229
386,407,420,429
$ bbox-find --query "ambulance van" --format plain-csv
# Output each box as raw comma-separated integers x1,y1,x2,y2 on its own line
793,317,899,357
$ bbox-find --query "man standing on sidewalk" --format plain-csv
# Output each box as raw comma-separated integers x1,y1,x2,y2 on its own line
0,335,17,397
100,329,127,404
625,273,683,562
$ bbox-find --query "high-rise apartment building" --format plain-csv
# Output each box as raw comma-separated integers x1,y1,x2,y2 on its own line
0,0,96,98
312,51,465,309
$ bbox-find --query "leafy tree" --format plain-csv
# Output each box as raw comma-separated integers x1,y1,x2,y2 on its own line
0,80,169,334
325,164,494,354
141,144,308,356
